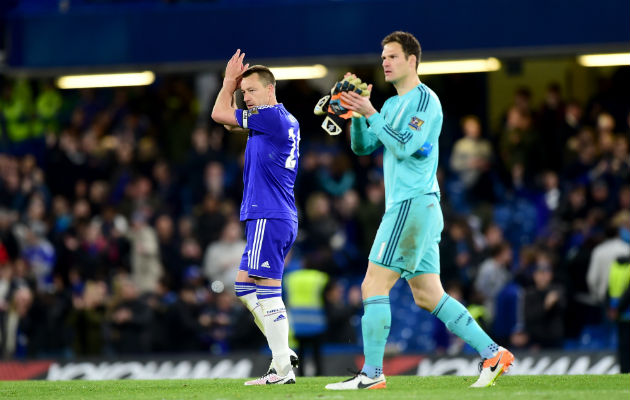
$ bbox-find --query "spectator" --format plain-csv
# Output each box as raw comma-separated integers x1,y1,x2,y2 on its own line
538,83,566,171
537,170,561,228
356,180,385,259
317,153,356,197
109,277,152,354
324,282,361,344
607,258,630,373
128,211,162,294
155,214,182,290
67,280,107,356
564,130,598,184
561,100,583,151
179,238,203,274
285,264,329,376
587,211,630,305
152,160,180,216
183,127,222,206
75,220,108,280
144,277,177,352
194,194,226,250
18,224,56,292
202,219,246,291
165,285,205,353
499,106,537,173
474,242,512,323
209,291,241,354
440,218,477,290
1,286,33,359
557,184,588,227
303,192,339,254
331,190,363,272
521,264,566,349
450,115,493,205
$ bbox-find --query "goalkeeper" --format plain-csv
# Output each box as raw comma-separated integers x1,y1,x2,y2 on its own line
325,31,514,391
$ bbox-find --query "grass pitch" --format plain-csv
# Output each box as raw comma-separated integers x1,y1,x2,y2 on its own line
0,375,628,400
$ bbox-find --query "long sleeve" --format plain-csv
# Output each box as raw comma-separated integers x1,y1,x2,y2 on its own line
366,109,434,160
350,116,382,155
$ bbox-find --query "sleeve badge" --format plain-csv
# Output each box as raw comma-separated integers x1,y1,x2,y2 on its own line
408,116,424,131
244,108,259,119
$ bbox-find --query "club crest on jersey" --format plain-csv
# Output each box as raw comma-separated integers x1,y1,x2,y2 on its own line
408,116,424,130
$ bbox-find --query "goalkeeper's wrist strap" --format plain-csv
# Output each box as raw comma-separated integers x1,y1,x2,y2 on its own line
314,95,330,116
321,115,344,135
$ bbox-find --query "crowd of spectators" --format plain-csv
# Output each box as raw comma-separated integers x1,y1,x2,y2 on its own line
0,65,628,360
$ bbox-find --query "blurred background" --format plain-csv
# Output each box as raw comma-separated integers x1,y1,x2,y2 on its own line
0,0,629,378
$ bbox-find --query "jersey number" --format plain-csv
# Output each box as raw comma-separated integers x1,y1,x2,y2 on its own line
285,128,300,169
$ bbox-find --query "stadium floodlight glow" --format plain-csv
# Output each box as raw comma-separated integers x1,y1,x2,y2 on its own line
577,53,630,67
269,64,328,80
56,71,156,89
418,58,501,75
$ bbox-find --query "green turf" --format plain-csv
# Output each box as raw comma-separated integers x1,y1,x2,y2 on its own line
0,375,628,400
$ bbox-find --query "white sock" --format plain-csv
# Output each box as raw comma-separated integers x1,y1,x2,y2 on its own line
238,292,266,335
258,295,291,376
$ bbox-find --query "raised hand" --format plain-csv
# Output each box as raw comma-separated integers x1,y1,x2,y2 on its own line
224,49,250,90
340,83,376,118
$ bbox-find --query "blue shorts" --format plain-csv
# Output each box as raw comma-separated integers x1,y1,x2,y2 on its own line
368,194,444,280
238,218,297,280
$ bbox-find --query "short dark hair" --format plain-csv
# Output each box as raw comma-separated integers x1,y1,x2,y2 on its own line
382,31,421,68
242,65,276,87
460,114,481,128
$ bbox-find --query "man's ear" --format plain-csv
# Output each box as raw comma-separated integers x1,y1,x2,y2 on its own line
267,84,276,101
409,54,417,71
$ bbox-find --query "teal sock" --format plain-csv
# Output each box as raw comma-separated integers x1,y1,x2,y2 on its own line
432,293,497,359
361,295,391,377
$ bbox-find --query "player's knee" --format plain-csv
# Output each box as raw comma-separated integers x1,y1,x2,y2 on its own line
412,290,437,311
412,294,430,310
361,276,390,298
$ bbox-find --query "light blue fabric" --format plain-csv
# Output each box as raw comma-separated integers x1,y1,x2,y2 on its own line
361,296,391,372
432,293,496,358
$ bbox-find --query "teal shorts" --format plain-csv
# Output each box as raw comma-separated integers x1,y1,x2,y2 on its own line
368,193,444,280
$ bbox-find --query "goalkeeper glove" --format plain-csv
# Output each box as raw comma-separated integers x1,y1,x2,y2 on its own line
314,75,370,135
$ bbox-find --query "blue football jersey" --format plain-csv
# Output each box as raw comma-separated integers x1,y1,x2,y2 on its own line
235,104,300,222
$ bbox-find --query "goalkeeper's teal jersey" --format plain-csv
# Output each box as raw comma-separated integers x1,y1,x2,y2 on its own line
351,82,443,210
